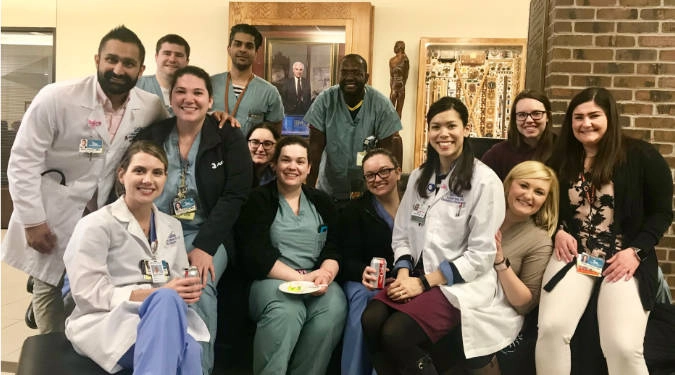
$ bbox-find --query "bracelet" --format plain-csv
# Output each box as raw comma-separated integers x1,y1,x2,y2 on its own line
419,275,432,291
493,257,507,266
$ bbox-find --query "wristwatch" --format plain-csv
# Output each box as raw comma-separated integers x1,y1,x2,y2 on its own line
631,247,648,262
494,257,510,271
419,274,432,291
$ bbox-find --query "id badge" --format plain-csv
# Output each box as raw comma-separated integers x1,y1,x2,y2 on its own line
140,259,170,283
410,202,429,225
576,253,605,277
173,197,197,220
79,138,103,154
356,151,366,167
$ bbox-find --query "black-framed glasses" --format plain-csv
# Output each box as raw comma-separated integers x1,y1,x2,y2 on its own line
248,139,276,150
364,167,396,182
515,110,546,121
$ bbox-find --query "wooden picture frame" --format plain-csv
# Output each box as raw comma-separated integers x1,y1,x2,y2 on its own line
413,38,527,166
264,38,340,100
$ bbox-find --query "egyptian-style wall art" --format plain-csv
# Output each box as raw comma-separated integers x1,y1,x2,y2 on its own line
414,38,527,166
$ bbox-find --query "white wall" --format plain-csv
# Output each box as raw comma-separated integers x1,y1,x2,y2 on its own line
2,0,531,172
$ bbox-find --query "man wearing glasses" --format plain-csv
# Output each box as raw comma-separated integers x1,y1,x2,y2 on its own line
304,54,403,204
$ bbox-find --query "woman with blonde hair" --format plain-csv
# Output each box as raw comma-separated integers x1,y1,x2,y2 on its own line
492,161,557,374
496,160,558,316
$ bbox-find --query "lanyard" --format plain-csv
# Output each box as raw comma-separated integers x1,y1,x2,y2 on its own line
177,157,189,199
149,210,158,258
224,72,254,117
580,172,595,220
175,136,192,200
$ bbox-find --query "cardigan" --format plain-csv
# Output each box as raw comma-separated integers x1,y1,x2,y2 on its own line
135,115,253,259
549,138,672,310
235,181,340,280
338,191,395,283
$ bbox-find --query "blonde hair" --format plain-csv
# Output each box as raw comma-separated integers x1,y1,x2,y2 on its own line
503,161,559,237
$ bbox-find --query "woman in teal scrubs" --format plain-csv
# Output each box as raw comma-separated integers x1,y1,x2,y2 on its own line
236,136,347,375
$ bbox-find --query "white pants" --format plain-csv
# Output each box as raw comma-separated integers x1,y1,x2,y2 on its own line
535,257,649,375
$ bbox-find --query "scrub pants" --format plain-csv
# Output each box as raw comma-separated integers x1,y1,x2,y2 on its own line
536,257,650,375
184,231,228,375
341,281,380,375
32,273,65,333
249,278,347,375
118,288,202,375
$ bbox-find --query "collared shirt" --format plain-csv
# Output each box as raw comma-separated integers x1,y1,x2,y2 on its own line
95,82,130,141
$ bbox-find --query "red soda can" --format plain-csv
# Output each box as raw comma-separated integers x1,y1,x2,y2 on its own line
370,257,387,289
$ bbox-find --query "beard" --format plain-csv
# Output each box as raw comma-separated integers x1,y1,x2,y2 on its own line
97,69,137,95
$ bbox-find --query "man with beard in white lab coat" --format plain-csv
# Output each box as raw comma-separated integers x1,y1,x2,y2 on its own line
2,25,168,334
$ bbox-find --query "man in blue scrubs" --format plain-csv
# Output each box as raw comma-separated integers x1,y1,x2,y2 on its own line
211,24,284,135
304,54,403,202
137,34,190,115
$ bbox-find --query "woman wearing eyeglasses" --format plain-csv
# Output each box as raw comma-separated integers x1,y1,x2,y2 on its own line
135,65,252,374
482,90,556,180
362,97,520,375
247,122,281,186
338,148,401,375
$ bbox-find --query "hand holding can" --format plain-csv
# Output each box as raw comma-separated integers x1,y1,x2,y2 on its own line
369,257,387,289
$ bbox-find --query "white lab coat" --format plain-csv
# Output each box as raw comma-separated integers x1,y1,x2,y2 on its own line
64,197,208,373
2,75,167,285
392,160,523,358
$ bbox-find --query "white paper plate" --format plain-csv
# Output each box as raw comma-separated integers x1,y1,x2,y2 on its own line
278,281,321,295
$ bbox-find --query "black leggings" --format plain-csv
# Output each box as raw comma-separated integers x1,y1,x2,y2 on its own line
361,300,432,373
362,300,495,373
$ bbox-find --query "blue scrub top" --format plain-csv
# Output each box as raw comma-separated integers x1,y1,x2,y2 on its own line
304,85,402,200
210,73,284,135
269,191,325,270
154,127,206,231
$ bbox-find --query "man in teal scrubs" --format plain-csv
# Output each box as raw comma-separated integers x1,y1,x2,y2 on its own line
304,54,403,201
211,24,284,135
136,34,190,115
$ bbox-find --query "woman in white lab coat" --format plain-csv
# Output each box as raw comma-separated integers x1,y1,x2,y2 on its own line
64,140,208,374
361,97,522,375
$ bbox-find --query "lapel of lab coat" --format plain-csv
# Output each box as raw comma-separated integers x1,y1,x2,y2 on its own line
79,77,144,148
426,171,451,209
109,197,155,257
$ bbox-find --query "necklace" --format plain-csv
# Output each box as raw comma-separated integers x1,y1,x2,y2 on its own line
347,100,364,111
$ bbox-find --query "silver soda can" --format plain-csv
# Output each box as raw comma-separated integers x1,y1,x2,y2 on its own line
370,257,387,289
184,266,200,279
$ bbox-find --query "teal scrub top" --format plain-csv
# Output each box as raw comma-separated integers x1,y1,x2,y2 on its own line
210,73,284,135
303,85,402,200
154,127,206,232
270,191,325,270
136,75,173,115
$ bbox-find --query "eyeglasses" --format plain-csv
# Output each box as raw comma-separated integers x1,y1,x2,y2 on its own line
515,111,546,121
364,167,396,182
248,139,276,150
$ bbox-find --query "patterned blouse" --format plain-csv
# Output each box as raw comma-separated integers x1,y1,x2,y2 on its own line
569,172,623,258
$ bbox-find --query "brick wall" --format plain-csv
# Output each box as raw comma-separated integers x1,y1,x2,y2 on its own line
541,0,675,295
